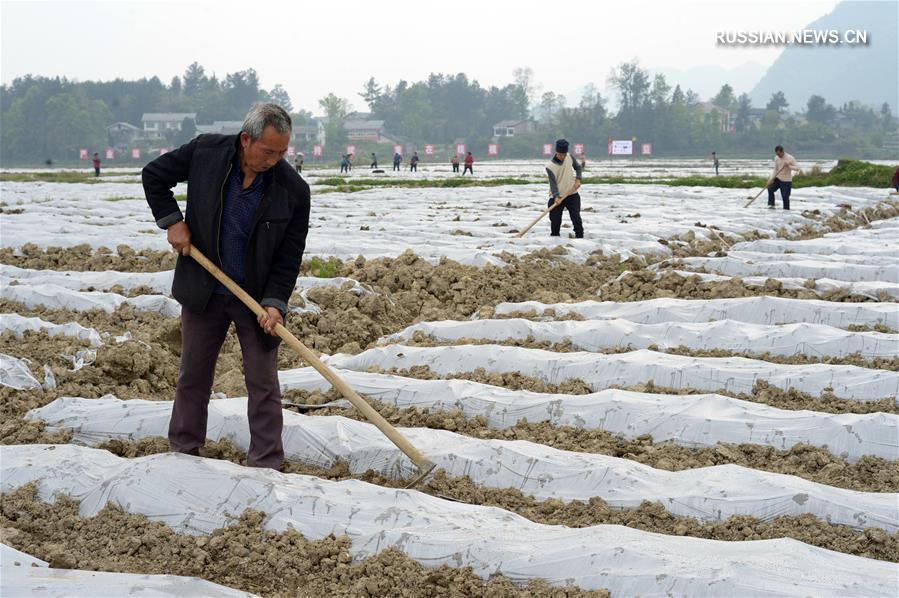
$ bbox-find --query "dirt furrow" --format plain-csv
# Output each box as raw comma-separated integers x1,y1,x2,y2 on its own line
1,484,606,598
20,436,894,563
285,389,898,493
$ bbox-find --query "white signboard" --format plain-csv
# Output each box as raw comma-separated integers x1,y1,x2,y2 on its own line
611,140,633,155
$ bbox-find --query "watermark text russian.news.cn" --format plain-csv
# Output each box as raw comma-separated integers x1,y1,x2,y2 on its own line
716,29,869,46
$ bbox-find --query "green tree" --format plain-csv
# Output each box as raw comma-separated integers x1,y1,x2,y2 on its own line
359,77,382,110
734,93,753,132
766,91,789,115
267,84,293,112
182,62,207,96
806,94,835,124
608,59,650,132
712,84,735,110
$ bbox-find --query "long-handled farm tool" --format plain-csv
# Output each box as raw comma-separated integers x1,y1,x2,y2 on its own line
188,244,436,488
515,192,575,238
744,164,788,208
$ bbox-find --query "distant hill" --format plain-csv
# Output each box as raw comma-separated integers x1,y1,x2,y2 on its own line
657,63,769,100
750,0,897,110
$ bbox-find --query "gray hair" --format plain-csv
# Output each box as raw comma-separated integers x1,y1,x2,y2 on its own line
241,103,292,140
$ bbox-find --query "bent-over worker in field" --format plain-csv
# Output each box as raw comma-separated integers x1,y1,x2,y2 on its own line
767,145,801,210
142,103,311,469
545,138,584,238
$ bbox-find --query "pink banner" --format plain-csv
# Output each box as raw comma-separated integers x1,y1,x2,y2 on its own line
79,149,88,160
608,139,613,155
573,144,585,156
105,148,114,160
132,148,141,159
346,145,356,155
393,144,403,155
287,146,296,157
455,143,466,155
542,144,552,156
487,143,498,156
424,144,435,156
159,148,168,156
641,143,652,155
313,145,323,157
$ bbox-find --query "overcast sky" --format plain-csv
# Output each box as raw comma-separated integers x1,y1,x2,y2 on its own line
2,0,842,112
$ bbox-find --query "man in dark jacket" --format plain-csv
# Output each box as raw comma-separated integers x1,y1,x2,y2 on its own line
143,103,310,469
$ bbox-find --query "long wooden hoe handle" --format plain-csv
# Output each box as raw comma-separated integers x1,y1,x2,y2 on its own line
515,195,570,238
744,164,789,208
187,244,436,476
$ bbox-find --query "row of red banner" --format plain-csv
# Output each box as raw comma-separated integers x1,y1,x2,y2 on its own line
83,142,653,161
81,148,166,160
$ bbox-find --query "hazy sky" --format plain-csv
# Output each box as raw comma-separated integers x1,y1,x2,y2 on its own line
2,0,843,112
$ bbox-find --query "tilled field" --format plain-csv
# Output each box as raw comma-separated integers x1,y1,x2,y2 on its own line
1,179,897,596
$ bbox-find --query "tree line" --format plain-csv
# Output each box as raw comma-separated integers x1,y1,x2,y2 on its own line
1,60,895,163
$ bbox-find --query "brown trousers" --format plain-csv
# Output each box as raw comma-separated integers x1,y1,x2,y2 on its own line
169,293,283,468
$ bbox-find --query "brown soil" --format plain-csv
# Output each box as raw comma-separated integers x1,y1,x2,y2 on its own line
284,389,898,493
373,365,899,415
599,269,889,303
86,437,899,562
284,249,632,354
1,484,608,598
0,243,176,272
848,323,898,334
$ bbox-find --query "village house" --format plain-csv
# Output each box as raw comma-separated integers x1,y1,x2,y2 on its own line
106,122,141,149
141,112,197,139
194,121,243,135
492,119,535,138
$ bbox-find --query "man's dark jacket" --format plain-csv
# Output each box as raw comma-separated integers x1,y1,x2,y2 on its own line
143,134,310,346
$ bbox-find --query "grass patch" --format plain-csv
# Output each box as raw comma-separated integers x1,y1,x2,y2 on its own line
309,160,893,192
0,171,140,183
793,159,894,188
306,256,342,278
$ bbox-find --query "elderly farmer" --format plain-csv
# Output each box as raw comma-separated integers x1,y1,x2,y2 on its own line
767,145,801,210
545,139,584,238
143,103,311,469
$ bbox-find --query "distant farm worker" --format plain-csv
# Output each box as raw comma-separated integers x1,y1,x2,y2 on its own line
463,151,474,175
410,151,420,172
348,153,354,171
545,139,584,238
890,166,899,192
92,152,101,177
580,155,587,171
294,152,304,173
340,154,349,173
370,152,378,169
451,154,460,173
393,152,402,171
712,151,719,176
142,102,310,470
767,145,802,210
